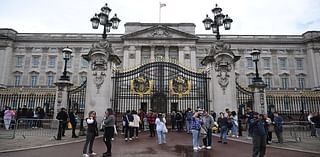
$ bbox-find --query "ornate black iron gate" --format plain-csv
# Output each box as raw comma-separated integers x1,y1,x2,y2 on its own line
236,82,254,116
112,60,210,116
67,81,87,114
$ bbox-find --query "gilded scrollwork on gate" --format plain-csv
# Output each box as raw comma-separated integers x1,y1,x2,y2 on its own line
130,75,153,97
169,76,191,98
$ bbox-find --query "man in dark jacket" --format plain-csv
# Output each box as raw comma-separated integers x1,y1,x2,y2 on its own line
273,112,284,143
249,113,267,157
69,109,78,138
56,108,68,140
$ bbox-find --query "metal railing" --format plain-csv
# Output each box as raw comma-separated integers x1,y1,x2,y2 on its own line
0,118,60,139
282,121,318,142
0,118,16,139
15,118,59,139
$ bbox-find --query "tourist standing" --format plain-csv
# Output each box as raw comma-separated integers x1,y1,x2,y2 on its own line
155,113,167,144
147,110,157,137
102,108,115,157
3,107,15,130
250,113,267,157
132,110,140,138
273,112,284,144
202,110,214,149
311,112,320,137
82,111,98,157
217,112,228,144
56,107,68,138
69,108,78,138
185,108,193,133
230,111,239,138
191,110,202,151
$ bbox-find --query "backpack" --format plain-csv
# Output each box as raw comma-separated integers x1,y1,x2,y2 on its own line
176,112,182,121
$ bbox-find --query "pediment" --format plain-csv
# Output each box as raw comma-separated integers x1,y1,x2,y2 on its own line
121,25,198,40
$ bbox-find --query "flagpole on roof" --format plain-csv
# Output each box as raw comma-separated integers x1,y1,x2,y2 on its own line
159,2,166,23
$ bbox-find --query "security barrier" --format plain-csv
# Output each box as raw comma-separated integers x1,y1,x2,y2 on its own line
0,118,16,139
14,118,59,139
282,121,318,142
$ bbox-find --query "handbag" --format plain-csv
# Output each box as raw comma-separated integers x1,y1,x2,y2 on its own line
163,123,168,133
200,126,207,135
126,115,134,127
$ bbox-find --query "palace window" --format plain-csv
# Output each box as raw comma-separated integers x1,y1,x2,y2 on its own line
246,57,253,69
263,57,271,69
296,58,304,70
48,56,56,68
15,75,21,86
15,56,24,67
31,75,38,87
129,53,136,59
264,77,273,89
298,78,305,89
184,54,190,59
281,77,289,89
47,75,54,87
279,57,287,70
32,56,40,68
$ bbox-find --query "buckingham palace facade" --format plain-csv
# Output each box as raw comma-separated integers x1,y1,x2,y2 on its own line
1,22,320,90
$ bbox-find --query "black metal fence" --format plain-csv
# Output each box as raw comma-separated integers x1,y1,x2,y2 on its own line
0,88,56,118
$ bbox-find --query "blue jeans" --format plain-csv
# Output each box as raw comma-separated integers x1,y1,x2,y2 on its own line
186,120,192,133
219,126,228,142
156,130,166,144
206,129,212,146
232,124,238,136
191,129,200,148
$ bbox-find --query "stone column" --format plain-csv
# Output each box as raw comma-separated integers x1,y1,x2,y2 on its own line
252,88,267,114
151,46,155,61
165,46,169,59
53,81,72,119
83,40,121,121
201,41,240,113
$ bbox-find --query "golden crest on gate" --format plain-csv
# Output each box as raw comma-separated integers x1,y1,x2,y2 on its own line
130,75,153,97
169,76,191,98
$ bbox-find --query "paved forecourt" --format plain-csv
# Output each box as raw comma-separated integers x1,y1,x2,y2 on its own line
0,131,319,157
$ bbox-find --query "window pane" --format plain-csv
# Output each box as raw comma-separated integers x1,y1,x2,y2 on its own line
32,56,40,68
279,58,287,70
31,76,38,87
15,76,21,86
16,56,24,67
246,57,253,68
296,58,303,70
47,76,54,86
281,78,288,89
48,56,56,68
298,78,305,89
263,58,271,69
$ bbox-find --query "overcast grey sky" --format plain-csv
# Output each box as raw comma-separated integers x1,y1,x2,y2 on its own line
0,0,319,35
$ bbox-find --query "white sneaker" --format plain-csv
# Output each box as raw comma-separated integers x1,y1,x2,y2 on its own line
193,147,199,151
129,138,133,141
111,138,114,141
82,154,89,157
201,145,206,149
206,146,212,149
232,135,235,137
125,138,128,141
90,152,96,156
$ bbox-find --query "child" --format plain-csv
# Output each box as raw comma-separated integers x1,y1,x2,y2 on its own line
143,115,149,131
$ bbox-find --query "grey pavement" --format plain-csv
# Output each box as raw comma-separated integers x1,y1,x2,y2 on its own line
0,128,319,155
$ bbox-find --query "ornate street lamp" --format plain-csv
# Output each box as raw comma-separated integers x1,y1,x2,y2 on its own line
202,4,233,40
60,47,73,81
250,49,263,84
90,3,121,39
